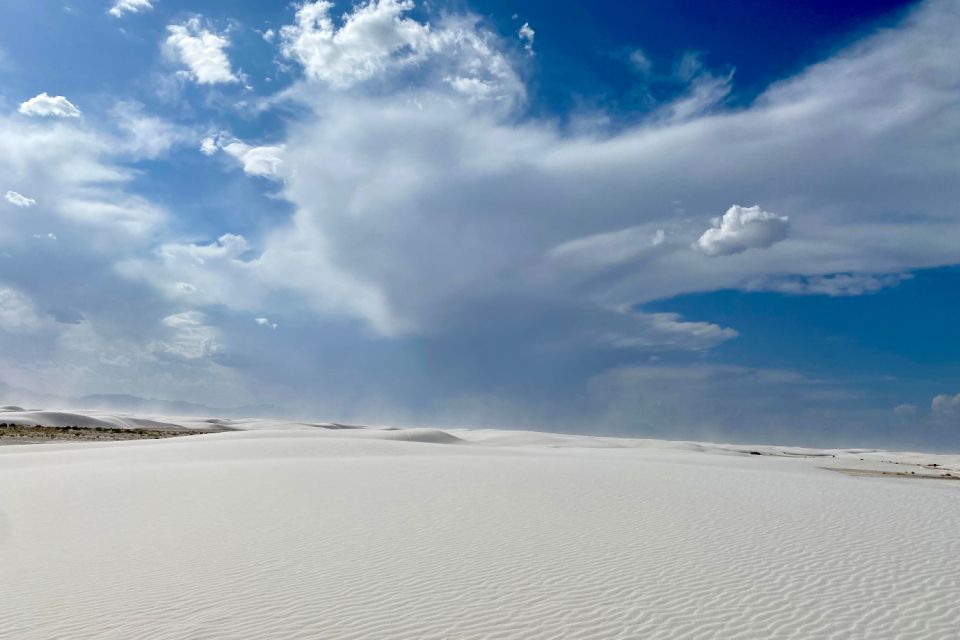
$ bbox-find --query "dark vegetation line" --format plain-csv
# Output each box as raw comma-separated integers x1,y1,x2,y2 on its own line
0,424,210,442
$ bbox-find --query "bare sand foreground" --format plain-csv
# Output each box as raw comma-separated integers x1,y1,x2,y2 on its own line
0,411,958,639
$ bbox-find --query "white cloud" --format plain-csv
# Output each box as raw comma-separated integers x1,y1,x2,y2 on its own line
0,1,953,441
160,233,249,263
279,0,523,104
0,110,253,407
932,393,960,416
90,0,960,431
645,312,738,347
746,273,911,296
152,311,223,360
199,136,218,156
130,0,960,342
548,224,668,270
262,28,276,43
5,191,36,207
255,317,278,329
32,233,57,241
445,76,496,99
108,0,154,18
660,69,733,122
518,22,534,54
18,93,82,118
57,196,165,237
0,112,168,239
694,205,790,257
164,18,237,85
280,0,433,88
601,311,738,352
125,230,398,335
0,287,49,333
120,234,258,310
220,140,285,179
199,132,284,178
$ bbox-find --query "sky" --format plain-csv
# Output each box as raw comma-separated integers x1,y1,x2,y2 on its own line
0,0,958,450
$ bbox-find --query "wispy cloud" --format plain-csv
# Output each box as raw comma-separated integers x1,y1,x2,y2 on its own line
4,191,36,208
108,0,154,18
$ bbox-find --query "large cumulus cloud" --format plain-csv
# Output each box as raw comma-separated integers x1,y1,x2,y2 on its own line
694,205,789,257
142,0,960,342
2,0,960,444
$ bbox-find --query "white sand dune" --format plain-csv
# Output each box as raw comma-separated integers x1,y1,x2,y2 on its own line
0,408,197,431
0,407,373,433
1,416,958,639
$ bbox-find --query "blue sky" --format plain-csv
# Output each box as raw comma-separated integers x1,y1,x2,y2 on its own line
1,0,958,450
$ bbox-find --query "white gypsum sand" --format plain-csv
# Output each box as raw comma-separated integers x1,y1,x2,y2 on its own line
0,415,958,639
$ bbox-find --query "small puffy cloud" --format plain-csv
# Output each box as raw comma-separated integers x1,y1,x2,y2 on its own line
199,135,219,156
108,0,154,18
694,205,789,257
18,92,82,118
165,18,238,85
4,191,36,207
518,22,534,53
200,131,286,180
279,0,523,104
221,140,285,179
280,0,433,88
255,317,278,329
262,28,276,43
199,133,284,178
33,232,57,241
932,393,960,417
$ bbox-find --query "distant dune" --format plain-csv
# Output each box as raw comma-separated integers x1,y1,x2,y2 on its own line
0,411,957,639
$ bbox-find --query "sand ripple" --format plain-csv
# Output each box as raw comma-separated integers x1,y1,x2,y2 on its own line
0,433,957,639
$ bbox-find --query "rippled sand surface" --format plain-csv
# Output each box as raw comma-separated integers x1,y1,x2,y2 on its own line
1,424,958,639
